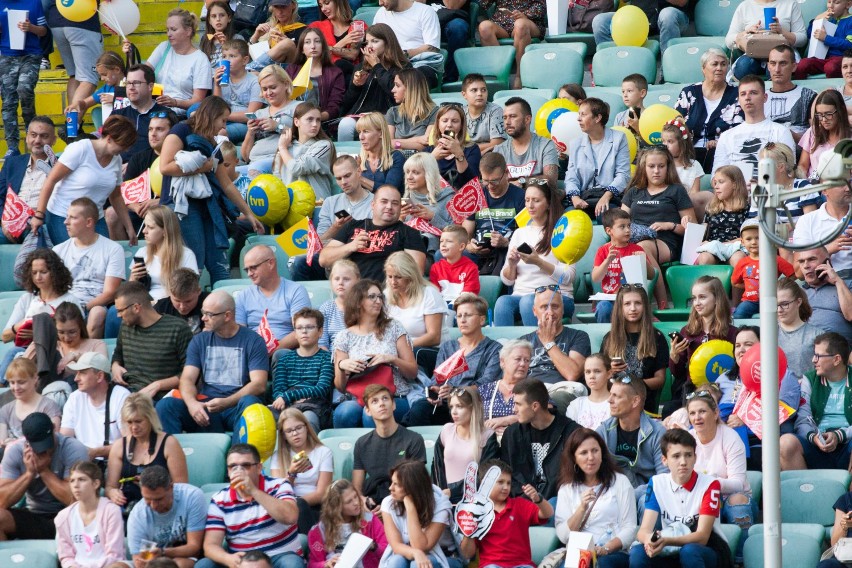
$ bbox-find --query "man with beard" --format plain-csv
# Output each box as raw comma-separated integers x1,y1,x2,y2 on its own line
765,45,816,143
493,98,559,192
112,64,170,161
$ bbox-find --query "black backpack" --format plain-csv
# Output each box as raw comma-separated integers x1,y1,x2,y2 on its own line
233,0,270,36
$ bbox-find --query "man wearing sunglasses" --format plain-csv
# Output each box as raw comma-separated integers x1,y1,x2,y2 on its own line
113,64,170,161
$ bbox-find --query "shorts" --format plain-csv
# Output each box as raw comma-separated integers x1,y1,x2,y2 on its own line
796,433,852,469
8,508,57,539
52,27,103,85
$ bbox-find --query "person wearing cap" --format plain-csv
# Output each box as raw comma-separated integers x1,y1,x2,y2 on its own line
732,218,794,319
0,412,88,540
246,0,305,71
60,351,131,460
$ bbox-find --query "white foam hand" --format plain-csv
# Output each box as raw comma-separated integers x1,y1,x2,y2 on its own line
454,463,500,539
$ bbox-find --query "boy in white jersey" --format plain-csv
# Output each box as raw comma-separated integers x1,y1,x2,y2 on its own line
630,429,724,568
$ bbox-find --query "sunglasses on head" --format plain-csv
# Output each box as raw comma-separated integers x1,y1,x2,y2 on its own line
610,371,633,384
534,284,560,294
686,390,715,401
520,177,549,187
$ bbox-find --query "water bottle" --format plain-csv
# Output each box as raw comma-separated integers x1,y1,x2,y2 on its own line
596,525,614,547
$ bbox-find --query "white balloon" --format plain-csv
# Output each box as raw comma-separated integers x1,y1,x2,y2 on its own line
99,0,140,37
550,112,583,154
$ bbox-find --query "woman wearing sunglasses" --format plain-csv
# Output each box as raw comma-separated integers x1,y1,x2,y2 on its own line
494,179,575,326
601,285,669,413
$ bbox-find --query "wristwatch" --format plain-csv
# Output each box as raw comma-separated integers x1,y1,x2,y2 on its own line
544,341,556,352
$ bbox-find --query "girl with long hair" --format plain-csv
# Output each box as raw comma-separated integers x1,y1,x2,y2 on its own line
602,285,669,413
52,302,108,380
332,279,418,427
402,152,454,251
247,0,306,69
286,28,346,122
199,0,235,69
495,179,575,325
357,112,405,192
667,276,737,415
431,387,500,503
427,104,481,189
338,24,410,141
777,276,824,378
555,429,637,566
662,119,710,221
694,165,750,266
567,354,612,430
131,206,198,301
66,51,127,118
275,102,338,199
799,89,852,178
381,460,453,568
308,479,388,568
270,408,332,534
242,65,299,176
309,0,366,77
387,68,438,152
319,260,360,350
384,251,448,349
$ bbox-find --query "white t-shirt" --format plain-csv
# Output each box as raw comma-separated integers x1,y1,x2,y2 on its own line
47,140,122,218
566,397,611,430
765,86,810,132
386,285,449,345
676,161,705,192
793,203,852,271
268,444,333,499
373,3,441,50
147,43,214,111
3,291,82,331
70,505,107,566
53,237,126,304
379,486,451,568
711,118,796,175
135,245,198,300
60,385,130,449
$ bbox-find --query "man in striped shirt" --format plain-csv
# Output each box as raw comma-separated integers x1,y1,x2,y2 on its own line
200,443,302,568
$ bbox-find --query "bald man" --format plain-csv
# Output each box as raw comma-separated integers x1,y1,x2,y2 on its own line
155,291,270,443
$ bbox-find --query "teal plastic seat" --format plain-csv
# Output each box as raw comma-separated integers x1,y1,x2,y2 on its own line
582,88,627,126
493,87,557,101
173,433,231,487
0,548,57,568
213,284,250,299
0,540,57,554
0,245,22,292
409,425,443,442
542,31,596,57
0,290,25,300
574,323,611,353
200,482,230,501
748,523,826,543
572,225,609,303
529,526,561,564
431,93,467,104
592,46,657,87
780,477,847,527
663,43,720,84
695,0,743,36
743,532,822,568
526,41,588,60
213,278,252,290
667,36,729,54
797,0,827,29
353,6,379,24
301,280,333,308
442,46,515,97
116,239,147,275
519,47,584,90
318,427,370,441
104,338,117,360
717,523,741,563
646,84,685,107
239,236,291,279
780,468,851,487
478,275,504,313
322,436,357,480
493,94,549,123
746,470,762,504
653,264,733,321
597,39,660,58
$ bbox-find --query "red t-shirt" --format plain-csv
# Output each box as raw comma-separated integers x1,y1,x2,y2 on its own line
429,256,481,305
732,255,794,302
476,497,543,568
593,242,646,293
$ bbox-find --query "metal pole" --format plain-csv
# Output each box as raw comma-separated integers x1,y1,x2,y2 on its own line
757,158,782,567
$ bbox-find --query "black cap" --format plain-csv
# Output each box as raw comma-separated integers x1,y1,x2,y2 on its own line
22,413,55,453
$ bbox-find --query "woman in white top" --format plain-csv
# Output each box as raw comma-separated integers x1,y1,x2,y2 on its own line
726,0,806,79
381,459,453,568
131,206,198,301
495,179,575,325
384,251,448,349
29,116,137,245
555,429,637,568
270,408,333,534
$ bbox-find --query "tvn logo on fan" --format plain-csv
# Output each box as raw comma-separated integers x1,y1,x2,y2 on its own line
293,230,308,246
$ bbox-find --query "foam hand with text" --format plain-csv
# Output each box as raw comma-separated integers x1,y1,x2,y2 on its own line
455,462,500,539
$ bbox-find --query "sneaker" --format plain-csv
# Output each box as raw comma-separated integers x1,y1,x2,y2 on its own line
40,58,50,70
4,147,20,158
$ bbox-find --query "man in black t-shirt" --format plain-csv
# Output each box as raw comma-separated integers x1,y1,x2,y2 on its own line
153,268,208,335
319,185,427,283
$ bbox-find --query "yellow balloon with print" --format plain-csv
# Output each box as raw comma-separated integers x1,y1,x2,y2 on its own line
611,5,649,47
149,157,163,197
688,339,735,387
638,105,682,145
57,0,97,22
283,180,316,228
246,174,291,225
534,99,578,138
611,126,638,162
551,209,593,265
237,403,277,461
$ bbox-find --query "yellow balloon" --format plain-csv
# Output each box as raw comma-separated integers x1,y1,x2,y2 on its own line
551,210,593,265
57,0,97,22
149,157,163,197
630,164,636,175
237,404,277,461
688,340,735,387
638,104,682,145
283,180,316,228
247,174,290,225
611,126,638,162
534,99,578,138
611,5,649,47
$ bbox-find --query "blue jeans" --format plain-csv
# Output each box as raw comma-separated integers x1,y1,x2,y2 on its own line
493,293,575,326
721,494,755,561
337,116,358,142
592,6,688,51
732,55,766,80
595,300,614,323
196,551,304,568
104,305,121,339
169,199,229,285
226,122,249,144
291,254,325,281
45,210,108,245
563,552,628,568
155,393,264,445
629,543,717,568
332,397,411,428
732,300,759,319
384,553,443,568
0,346,24,383
443,17,469,83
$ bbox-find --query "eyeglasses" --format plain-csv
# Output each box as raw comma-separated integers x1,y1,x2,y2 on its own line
201,310,227,318
534,285,560,294
244,257,274,273
610,372,633,384
366,293,384,302
813,352,837,360
815,110,839,121
116,303,139,315
777,299,797,311
295,325,318,332
480,172,505,187
226,462,259,471
284,424,306,435
125,81,152,88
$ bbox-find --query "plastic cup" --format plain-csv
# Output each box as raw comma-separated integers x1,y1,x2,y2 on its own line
220,60,230,86
65,110,78,138
764,6,776,29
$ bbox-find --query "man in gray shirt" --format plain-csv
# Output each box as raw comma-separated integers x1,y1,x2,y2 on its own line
796,247,852,345
493,97,559,191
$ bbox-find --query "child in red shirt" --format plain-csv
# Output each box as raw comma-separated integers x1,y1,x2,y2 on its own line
591,208,653,322
430,225,481,310
733,218,793,318
458,460,552,568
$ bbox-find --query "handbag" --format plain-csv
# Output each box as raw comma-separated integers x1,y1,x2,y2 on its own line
744,32,789,59
828,538,852,562
345,364,396,405
568,0,613,33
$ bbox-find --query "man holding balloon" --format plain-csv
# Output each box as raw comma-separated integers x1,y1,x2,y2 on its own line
591,0,689,52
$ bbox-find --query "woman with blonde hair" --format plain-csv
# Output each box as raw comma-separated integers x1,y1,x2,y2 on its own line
308,479,388,568
694,165,750,267
241,65,299,176
431,387,500,503
131,206,198,301
402,152,454,251
105,393,188,507
387,68,438,152
247,0,306,70
384,251,448,349
270,408,333,533
427,104,481,189
357,112,405,191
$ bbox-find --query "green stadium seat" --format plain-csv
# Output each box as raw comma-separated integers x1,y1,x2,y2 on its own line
431,93,467,105
519,48,584,91
478,275,504,313
597,39,660,58
493,87,557,101
526,41,588,60
213,278,252,290
717,523,741,563
116,240,147,275
592,46,657,88
748,523,826,543
301,280,333,308
353,6,379,24
695,0,743,37
0,298,18,331
667,36,729,54
542,32,596,56
318,427,370,441
582,88,627,126
743,532,822,568
0,548,57,568
663,43,720,84
573,323,610,353
334,141,362,156
239,237,291,279
213,284,249,299
572,225,609,303
322,436,357,480
493,94,549,123
201,482,230,502
409,425,443,442
0,540,57,554
104,338,117,360
529,526,561,565
746,470,762,505
798,0,827,29
0,291,25,300
646,84,685,107
780,476,847,527
653,264,733,321
780,469,851,486
173,433,231,487
442,46,516,97
0,245,23,291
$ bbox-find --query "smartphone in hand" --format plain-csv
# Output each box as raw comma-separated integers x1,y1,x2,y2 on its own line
517,243,533,255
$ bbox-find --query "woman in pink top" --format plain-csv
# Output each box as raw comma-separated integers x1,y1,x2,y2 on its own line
687,390,753,559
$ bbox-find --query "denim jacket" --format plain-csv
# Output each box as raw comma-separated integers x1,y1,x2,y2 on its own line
564,127,632,199
597,412,668,488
